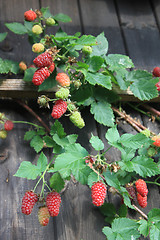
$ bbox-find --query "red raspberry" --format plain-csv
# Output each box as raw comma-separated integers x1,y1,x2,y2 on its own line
56,73,70,87
21,191,38,215
38,206,50,226
51,99,67,119
24,10,37,22
33,52,53,68
48,62,55,73
137,193,147,208
152,135,160,147
135,179,148,197
91,181,107,206
32,67,50,86
4,120,14,131
46,192,61,217
156,81,160,91
126,184,137,202
153,67,160,77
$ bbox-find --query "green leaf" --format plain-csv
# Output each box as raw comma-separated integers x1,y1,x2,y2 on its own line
30,135,44,153
102,227,116,240
93,86,120,103
73,35,96,50
91,32,108,56
88,56,104,72
23,67,37,82
37,152,48,172
90,100,115,127
72,166,92,185
105,126,120,144
43,136,56,148
24,130,37,141
41,7,53,18
71,84,93,106
89,134,104,151
38,73,57,91
53,134,78,147
119,133,149,149
100,203,116,224
148,208,160,223
103,169,121,190
14,161,41,180
138,219,150,237
118,204,128,218
120,187,133,209
54,143,88,178
49,172,65,192
53,13,72,22
86,72,112,89
5,22,28,35
0,58,19,74
87,171,103,187
0,32,7,42
150,223,160,240
105,54,134,71
50,120,66,138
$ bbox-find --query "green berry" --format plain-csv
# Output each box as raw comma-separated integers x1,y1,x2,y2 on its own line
46,17,56,26
147,147,157,157
74,80,82,89
55,88,70,100
69,111,85,129
82,46,92,55
37,95,50,108
67,103,77,112
32,43,44,53
0,130,7,139
32,25,43,35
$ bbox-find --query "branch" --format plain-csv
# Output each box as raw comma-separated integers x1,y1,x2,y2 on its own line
15,100,50,133
132,204,148,220
142,104,160,117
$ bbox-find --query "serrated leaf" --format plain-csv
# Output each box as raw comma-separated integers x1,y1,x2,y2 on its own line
54,143,88,178
91,32,108,57
23,67,37,82
87,171,103,187
0,32,7,42
100,203,116,218
30,135,44,153
24,130,37,141
118,204,128,218
138,219,150,237
89,134,104,151
105,54,134,71
103,169,121,190
71,84,94,106
37,152,48,172
53,133,78,147
88,56,104,72
120,187,133,209
93,86,120,103
105,126,120,143
150,223,160,240
5,22,28,34
0,58,19,74
50,120,66,138
54,13,72,22
49,172,65,192
43,136,55,147
73,35,96,50
119,133,149,149
72,166,92,185
148,209,160,223
90,100,114,126
14,161,41,180
38,72,57,91
41,7,53,18
102,227,116,240
86,72,112,89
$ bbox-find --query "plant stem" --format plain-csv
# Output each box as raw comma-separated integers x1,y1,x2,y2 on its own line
142,104,160,117
101,146,112,156
145,181,160,187
15,100,50,133
13,120,43,129
132,204,148,220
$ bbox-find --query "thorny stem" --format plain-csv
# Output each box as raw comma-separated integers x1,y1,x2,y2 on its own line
142,104,160,117
15,100,50,134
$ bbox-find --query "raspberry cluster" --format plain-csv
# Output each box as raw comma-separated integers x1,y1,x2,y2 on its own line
91,181,107,207
0,114,14,139
135,179,148,208
21,190,61,226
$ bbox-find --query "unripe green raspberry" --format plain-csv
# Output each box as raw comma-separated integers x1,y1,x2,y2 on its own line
37,95,50,108
69,111,85,129
82,46,92,55
32,25,43,35
67,103,77,112
32,43,45,53
147,147,157,157
0,130,7,139
55,88,70,100
46,17,56,26
74,80,82,89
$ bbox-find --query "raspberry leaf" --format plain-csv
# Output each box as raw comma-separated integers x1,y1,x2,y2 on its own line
86,72,112,89
100,203,116,224
37,152,48,172
150,223,160,240
72,35,96,50
89,134,104,151
5,22,28,35
105,54,134,71
53,13,72,23
0,32,7,42
24,130,37,141
105,126,120,144
14,161,41,180
23,68,37,82
30,135,44,153
87,171,103,187
90,100,114,126
72,166,92,185
91,32,108,57
148,209,160,223
53,134,78,147
49,172,65,192
50,120,66,138
41,7,53,18
88,56,104,72
119,132,150,149
0,58,19,74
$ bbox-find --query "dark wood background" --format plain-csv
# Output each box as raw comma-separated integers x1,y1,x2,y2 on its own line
0,0,160,239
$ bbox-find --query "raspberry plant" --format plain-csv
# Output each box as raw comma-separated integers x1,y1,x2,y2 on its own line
1,6,160,239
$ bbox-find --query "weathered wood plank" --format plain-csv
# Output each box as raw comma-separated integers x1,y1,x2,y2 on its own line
116,0,160,71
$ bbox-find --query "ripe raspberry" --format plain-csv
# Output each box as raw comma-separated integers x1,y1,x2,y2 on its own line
21,191,38,215
135,179,148,197
24,10,37,21
4,120,14,131
55,87,70,100
19,61,27,71
152,135,160,147
32,43,44,53
46,191,61,217
46,17,56,26
126,184,137,202
0,130,7,139
156,81,160,91
32,25,43,35
56,73,70,87
91,181,107,206
153,67,160,77
137,193,147,208
33,52,53,68
51,99,67,119
48,62,55,73
32,67,50,86
38,206,50,226
69,111,85,129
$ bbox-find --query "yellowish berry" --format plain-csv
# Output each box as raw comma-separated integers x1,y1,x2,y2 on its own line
32,43,45,53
